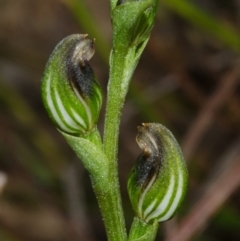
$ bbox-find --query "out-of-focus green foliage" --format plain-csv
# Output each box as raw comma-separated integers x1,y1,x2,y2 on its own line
162,0,240,51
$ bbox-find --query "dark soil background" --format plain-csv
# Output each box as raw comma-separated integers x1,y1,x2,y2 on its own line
0,0,240,241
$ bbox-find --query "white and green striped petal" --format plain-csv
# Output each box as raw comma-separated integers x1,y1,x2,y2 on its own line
41,34,103,135
127,123,188,223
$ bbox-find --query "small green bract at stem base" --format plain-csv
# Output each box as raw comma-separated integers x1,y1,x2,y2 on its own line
41,34,103,136
128,123,188,223
128,217,158,241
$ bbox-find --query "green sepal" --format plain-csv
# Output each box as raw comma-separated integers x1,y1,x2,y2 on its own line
128,123,188,223
41,34,102,136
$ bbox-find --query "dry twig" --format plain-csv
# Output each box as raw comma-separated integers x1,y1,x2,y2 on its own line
182,66,240,161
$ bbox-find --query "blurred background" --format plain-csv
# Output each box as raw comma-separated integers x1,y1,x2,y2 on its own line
1,0,240,240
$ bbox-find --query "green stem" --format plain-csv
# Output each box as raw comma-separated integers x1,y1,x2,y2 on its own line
102,46,142,241
103,47,139,164
102,50,135,241
91,178,127,241
128,217,159,241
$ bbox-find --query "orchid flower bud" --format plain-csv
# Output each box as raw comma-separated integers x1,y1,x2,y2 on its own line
41,34,102,136
112,0,158,48
128,123,188,223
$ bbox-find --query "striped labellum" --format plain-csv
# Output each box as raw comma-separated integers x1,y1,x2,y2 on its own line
41,34,102,135
127,123,188,223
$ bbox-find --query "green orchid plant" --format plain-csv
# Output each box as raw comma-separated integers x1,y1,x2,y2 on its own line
41,1,188,241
